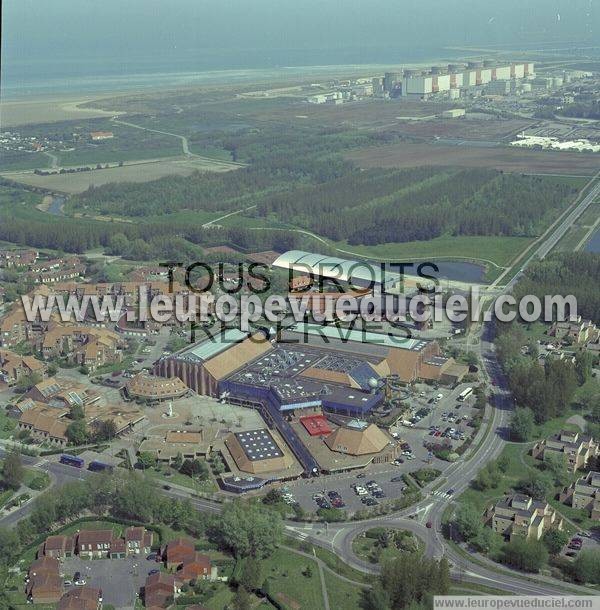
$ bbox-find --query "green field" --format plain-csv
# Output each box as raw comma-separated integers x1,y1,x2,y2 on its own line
262,548,327,610
0,411,17,439
456,443,534,514
331,235,533,268
0,154,51,172
56,146,184,166
323,570,365,609
144,467,218,494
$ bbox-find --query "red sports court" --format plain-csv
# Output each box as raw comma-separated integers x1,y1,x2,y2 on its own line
300,414,332,437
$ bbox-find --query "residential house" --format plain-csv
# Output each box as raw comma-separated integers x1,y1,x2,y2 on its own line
0,248,37,268
531,430,599,473
77,530,114,559
161,539,212,584
57,587,103,610
161,538,196,570
549,317,599,344
26,557,63,604
27,257,85,284
110,538,127,559
41,325,123,372
144,572,178,608
484,493,563,541
174,552,211,583
0,307,28,348
40,534,75,559
125,526,153,556
18,405,69,446
560,471,600,520
0,349,46,385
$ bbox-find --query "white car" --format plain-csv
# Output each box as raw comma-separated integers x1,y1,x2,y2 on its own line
74,579,87,586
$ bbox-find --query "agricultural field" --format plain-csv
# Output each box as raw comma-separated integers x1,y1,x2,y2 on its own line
1,156,241,194
388,117,534,142
347,141,600,175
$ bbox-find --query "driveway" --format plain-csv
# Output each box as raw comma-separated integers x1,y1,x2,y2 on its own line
61,555,158,610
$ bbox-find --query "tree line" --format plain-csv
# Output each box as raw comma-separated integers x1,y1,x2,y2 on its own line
513,252,600,325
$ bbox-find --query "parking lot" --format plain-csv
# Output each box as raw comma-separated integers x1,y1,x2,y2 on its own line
61,556,159,609
562,531,600,561
286,382,479,513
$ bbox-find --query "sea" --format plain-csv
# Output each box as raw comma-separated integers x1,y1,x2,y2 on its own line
0,46,458,100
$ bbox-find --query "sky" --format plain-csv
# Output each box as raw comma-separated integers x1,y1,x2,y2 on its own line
3,0,598,59
1,0,598,89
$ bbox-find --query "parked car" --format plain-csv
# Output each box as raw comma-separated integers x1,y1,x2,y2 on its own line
148,569,160,575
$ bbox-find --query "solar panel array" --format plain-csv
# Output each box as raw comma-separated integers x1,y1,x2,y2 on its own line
235,429,284,461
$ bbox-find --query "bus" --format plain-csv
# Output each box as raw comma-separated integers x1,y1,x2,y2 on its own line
88,460,114,473
60,454,85,468
458,387,474,402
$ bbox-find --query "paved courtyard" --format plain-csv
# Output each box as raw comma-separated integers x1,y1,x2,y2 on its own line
61,555,158,610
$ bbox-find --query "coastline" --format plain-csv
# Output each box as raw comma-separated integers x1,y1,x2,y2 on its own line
0,58,459,127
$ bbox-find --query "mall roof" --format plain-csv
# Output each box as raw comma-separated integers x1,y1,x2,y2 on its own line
287,323,427,352
272,250,401,290
176,328,248,363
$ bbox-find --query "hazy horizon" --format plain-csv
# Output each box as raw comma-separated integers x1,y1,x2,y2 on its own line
2,0,599,98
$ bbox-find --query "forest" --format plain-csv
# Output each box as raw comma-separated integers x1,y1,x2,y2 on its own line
513,252,600,324
0,112,582,262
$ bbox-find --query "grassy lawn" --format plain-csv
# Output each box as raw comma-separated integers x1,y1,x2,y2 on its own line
0,410,17,439
556,226,590,252
202,585,235,610
284,538,370,584
0,488,14,508
352,528,423,564
94,356,134,375
456,443,527,514
23,467,50,491
0,153,51,172
144,467,218,494
352,533,380,564
329,235,534,268
262,548,326,610
56,146,184,166
323,570,365,609
534,408,584,439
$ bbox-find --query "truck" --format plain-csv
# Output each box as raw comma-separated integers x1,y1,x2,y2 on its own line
60,454,84,468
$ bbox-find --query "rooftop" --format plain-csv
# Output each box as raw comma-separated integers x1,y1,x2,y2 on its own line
176,328,248,363
234,429,284,461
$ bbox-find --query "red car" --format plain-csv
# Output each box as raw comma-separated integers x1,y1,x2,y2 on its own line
426,521,432,529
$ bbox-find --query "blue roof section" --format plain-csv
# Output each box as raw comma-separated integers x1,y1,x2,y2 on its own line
349,362,380,390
